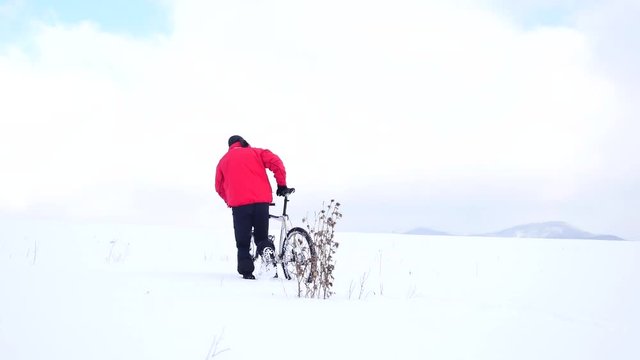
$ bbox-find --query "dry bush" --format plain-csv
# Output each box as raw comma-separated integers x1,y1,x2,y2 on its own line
298,199,342,299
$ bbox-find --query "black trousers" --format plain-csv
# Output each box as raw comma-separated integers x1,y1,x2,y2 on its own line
231,203,274,275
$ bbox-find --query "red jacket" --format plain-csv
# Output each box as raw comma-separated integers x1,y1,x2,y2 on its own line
215,143,287,207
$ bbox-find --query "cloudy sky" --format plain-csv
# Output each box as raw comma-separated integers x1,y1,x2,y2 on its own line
1,0,638,239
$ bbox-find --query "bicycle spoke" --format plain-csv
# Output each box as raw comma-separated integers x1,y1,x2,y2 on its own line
282,229,315,281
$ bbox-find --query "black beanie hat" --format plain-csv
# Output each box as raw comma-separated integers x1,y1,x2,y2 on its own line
228,135,249,147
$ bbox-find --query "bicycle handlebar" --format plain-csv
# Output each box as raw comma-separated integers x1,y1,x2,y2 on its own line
270,187,296,206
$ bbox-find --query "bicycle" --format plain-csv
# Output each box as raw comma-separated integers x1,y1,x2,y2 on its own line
249,188,315,280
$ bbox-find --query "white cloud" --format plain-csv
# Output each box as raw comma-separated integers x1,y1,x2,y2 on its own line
0,0,635,237
0,0,23,17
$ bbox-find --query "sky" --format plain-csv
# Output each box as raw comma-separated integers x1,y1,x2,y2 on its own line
0,0,639,239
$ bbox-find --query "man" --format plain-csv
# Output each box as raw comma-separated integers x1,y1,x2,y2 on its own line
215,135,292,279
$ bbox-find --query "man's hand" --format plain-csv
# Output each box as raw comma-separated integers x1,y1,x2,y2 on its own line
276,185,294,197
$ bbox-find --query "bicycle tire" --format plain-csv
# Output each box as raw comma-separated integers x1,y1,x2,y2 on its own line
281,227,315,281
249,232,258,261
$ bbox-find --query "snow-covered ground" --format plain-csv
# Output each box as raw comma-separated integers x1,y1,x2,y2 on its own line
1,218,639,360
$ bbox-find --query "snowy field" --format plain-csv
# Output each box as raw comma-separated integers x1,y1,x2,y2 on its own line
1,218,639,360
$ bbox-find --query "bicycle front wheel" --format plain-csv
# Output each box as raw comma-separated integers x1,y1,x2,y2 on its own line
281,227,315,281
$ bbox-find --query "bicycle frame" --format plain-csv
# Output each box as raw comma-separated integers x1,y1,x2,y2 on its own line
250,190,314,280
250,194,293,263
269,194,292,260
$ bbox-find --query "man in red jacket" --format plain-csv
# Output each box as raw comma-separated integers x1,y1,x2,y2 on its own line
215,135,292,279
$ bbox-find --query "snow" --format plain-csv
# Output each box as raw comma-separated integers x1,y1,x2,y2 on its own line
1,219,639,360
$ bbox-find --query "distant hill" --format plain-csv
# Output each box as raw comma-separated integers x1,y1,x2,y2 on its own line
403,221,624,240
477,221,624,240
404,227,451,236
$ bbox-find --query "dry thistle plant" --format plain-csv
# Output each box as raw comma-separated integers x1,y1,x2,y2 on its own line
300,199,342,299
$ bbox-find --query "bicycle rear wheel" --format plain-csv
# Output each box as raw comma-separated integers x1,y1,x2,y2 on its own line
249,233,276,263
281,227,315,281
249,232,258,262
